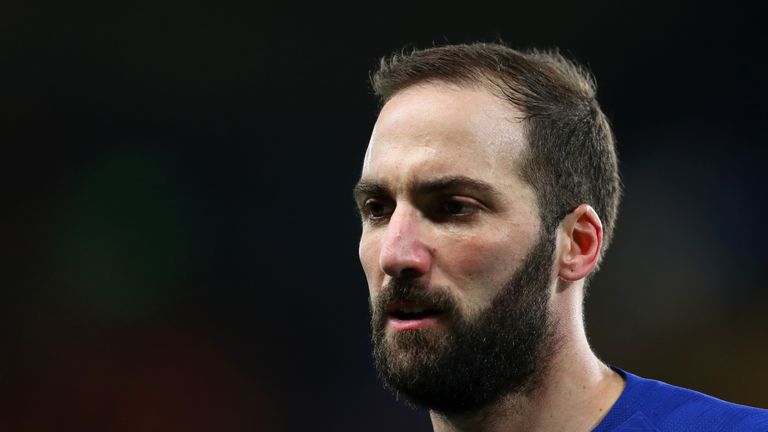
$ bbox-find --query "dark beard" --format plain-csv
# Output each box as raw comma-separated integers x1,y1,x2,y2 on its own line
370,229,557,415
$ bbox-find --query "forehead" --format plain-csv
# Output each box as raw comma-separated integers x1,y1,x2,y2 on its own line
361,82,527,189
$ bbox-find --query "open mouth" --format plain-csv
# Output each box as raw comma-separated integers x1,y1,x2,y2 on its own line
385,304,444,330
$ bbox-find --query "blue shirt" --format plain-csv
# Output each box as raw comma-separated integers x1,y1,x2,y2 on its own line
593,367,768,431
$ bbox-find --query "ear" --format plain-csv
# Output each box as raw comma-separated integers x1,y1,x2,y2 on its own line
557,204,603,282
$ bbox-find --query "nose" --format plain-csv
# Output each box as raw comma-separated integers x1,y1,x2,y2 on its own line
379,205,433,279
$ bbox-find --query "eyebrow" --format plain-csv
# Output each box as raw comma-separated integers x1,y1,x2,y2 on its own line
352,181,390,203
353,175,501,203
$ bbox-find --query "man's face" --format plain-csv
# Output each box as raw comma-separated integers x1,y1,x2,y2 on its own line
355,83,558,413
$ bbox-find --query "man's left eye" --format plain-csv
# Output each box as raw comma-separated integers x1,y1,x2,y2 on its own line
441,199,477,216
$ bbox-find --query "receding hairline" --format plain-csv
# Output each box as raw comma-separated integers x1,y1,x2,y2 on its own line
377,77,528,122
375,72,532,118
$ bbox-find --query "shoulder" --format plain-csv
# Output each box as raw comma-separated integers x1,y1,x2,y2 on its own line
594,367,768,432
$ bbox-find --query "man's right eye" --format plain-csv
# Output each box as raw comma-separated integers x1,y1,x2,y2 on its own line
362,198,393,221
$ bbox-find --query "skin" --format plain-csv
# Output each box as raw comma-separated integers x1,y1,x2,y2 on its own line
355,82,625,432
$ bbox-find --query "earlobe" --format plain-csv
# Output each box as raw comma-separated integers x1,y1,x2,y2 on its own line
558,204,603,282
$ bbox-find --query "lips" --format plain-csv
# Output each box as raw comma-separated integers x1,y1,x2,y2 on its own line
385,302,444,331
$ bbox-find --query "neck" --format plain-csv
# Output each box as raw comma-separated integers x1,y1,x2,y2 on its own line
429,285,624,432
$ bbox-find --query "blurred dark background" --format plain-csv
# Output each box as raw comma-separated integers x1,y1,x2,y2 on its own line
3,1,766,430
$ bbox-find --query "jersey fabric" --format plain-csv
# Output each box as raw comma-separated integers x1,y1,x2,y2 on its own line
593,367,768,431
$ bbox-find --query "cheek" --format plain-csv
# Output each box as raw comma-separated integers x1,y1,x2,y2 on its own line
439,232,526,304
451,237,518,280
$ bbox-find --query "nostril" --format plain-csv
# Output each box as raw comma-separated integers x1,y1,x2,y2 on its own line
399,268,423,279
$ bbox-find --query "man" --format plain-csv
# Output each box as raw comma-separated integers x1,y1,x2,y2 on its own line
353,42,768,431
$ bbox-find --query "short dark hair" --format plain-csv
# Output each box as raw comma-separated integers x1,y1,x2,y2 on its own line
371,42,622,263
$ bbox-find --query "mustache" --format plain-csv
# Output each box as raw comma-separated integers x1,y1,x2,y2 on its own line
371,278,459,317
